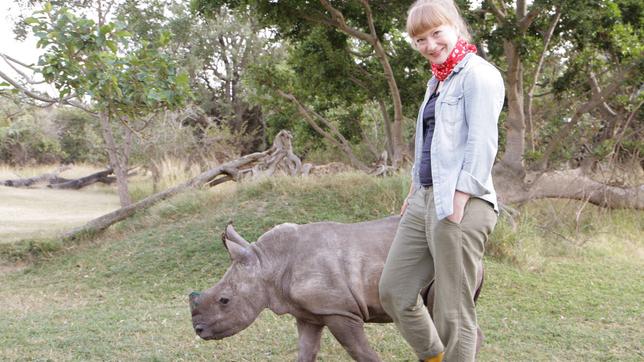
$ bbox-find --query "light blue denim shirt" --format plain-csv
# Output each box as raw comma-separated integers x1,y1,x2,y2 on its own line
411,53,504,220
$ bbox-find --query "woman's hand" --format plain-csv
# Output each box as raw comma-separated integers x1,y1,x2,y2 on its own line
400,197,410,216
447,190,470,224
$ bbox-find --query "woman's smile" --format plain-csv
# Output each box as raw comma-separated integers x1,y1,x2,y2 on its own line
413,24,458,64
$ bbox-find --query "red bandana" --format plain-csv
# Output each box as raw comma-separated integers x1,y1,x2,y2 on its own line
431,39,477,81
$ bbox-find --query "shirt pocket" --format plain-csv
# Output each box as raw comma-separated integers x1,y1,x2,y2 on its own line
438,94,463,124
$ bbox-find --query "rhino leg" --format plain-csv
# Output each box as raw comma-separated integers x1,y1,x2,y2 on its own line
325,316,381,362
296,319,324,362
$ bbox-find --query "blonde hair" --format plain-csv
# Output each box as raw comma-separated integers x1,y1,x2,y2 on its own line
406,0,472,42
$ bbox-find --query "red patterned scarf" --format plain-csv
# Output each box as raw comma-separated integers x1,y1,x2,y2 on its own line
431,39,477,81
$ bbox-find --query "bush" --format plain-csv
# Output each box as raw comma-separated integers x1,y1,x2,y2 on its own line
0,108,65,165
53,108,105,164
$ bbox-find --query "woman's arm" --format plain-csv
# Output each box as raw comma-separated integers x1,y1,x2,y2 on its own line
449,64,504,223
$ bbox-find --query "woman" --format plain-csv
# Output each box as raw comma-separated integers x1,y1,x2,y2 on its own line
378,1,504,361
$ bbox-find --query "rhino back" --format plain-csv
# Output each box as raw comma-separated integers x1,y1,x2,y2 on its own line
255,216,400,322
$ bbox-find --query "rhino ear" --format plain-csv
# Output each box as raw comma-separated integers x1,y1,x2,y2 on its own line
224,238,254,265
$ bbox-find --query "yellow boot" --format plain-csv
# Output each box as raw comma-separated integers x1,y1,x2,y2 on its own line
423,352,444,362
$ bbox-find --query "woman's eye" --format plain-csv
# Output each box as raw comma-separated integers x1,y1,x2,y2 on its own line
433,31,441,37
219,297,229,305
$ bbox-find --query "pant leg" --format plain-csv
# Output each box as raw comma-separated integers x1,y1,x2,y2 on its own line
429,198,497,362
379,188,444,359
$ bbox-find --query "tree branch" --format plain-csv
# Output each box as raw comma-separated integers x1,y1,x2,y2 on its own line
518,4,544,33
0,68,94,113
517,0,527,18
276,89,370,171
0,54,44,85
318,0,375,43
526,7,560,150
538,64,637,169
610,99,643,163
486,0,507,22
589,71,618,118
359,0,377,38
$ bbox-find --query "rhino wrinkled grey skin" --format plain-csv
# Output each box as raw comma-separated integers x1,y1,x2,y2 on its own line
189,216,484,361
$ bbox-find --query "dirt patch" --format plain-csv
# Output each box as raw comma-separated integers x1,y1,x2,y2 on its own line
0,262,27,275
0,185,120,243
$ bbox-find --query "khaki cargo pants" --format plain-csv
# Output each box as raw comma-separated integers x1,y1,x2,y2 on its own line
379,187,497,361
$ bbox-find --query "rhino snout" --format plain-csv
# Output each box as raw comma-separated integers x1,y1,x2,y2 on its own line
193,323,215,340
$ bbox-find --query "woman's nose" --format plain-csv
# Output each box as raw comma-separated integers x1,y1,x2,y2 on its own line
419,40,434,53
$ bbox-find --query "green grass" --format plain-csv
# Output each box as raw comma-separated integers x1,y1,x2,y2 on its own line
0,172,642,361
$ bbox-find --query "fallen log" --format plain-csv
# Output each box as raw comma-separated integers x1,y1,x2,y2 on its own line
48,168,114,189
1,165,71,187
62,130,302,240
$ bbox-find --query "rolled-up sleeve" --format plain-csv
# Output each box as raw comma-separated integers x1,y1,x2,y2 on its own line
456,66,504,197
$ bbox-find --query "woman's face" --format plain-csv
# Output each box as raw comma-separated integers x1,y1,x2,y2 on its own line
413,24,459,65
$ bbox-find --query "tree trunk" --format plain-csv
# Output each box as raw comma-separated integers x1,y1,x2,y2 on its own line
500,41,526,177
98,111,132,207
1,165,71,187
48,168,114,189
316,0,406,168
377,99,395,160
495,167,643,209
371,39,405,168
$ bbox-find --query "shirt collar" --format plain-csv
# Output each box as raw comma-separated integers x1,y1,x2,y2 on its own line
428,52,475,86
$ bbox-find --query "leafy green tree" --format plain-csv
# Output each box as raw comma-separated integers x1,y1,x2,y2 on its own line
114,0,273,154
194,0,426,169
474,0,642,207
479,0,642,173
2,2,192,206
197,0,642,209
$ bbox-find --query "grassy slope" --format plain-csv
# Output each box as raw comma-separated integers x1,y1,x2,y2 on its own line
0,173,642,361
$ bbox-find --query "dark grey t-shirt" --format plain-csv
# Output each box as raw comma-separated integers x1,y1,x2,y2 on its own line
419,91,439,187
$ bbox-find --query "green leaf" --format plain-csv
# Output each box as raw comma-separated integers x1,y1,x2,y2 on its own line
105,40,118,53
59,88,70,99
99,24,114,35
158,31,171,46
175,72,189,88
24,17,40,25
114,30,131,38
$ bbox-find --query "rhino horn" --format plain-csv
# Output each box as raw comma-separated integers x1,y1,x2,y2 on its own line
224,223,251,248
223,237,254,264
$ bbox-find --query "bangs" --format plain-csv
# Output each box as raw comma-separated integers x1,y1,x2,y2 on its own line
406,3,452,38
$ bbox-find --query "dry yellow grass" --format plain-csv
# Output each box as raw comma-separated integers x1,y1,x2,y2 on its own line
0,185,120,243
0,161,212,243
0,163,108,180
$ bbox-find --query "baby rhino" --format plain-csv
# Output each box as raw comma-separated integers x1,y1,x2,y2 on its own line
189,216,484,361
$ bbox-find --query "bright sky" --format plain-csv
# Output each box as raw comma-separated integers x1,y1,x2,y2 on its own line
1,2,42,71
1,2,55,95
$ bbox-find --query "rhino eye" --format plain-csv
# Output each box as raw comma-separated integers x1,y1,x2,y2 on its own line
219,297,230,305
